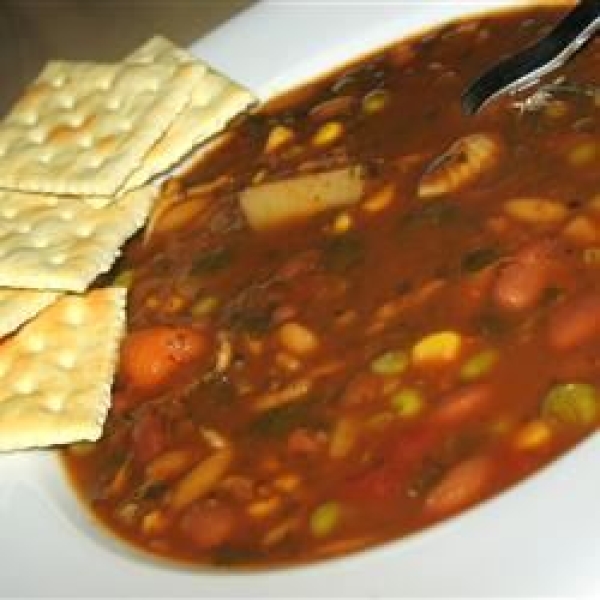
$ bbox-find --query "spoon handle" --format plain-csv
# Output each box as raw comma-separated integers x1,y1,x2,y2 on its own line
462,0,600,115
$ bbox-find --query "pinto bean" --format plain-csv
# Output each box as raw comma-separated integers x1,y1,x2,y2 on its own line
547,291,600,351
493,239,556,312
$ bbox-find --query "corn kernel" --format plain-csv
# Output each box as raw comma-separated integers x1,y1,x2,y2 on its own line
513,419,552,450
247,497,281,518
544,99,568,119
277,322,319,356
362,89,390,114
141,510,169,536
567,141,597,167
164,294,185,313
191,295,219,316
312,121,343,147
411,331,461,365
504,198,568,225
274,474,300,493
145,295,160,310
332,212,352,234
264,125,294,153
362,183,396,213
563,215,598,245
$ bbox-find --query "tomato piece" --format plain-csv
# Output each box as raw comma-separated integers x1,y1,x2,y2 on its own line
342,427,439,503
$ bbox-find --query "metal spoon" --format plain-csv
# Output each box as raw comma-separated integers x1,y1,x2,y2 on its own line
462,0,600,115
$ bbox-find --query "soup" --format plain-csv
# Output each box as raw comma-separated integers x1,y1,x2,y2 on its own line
64,4,600,567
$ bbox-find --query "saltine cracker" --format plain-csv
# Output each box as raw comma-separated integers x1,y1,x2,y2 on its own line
124,37,256,190
0,59,205,197
0,185,155,292
0,288,126,451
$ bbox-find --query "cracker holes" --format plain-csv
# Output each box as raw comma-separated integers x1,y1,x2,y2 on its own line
107,97,122,111
48,253,66,265
87,155,104,169
58,96,75,110
44,395,64,413
31,237,49,249
14,377,36,395
96,77,113,92
26,336,46,353
56,351,76,370
29,130,47,145
62,304,86,326
1,207,17,219
76,224,94,238
37,153,53,164
78,135,94,149
51,76,66,88
69,114,85,128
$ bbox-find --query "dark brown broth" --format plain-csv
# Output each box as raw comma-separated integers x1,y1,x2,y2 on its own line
64,5,600,568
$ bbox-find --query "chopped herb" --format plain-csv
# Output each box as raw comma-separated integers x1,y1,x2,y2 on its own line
461,247,501,273
323,233,364,273
540,286,564,307
229,309,272,336
192,247,233,275
513,77,600,113
249,400,313,437
477,312,508,338
399,202,462,233
131,481,168,502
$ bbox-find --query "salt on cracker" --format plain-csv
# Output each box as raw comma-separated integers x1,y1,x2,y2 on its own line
123,37,256,190
0,185,155,292
0,288,126,451
0,59,205,197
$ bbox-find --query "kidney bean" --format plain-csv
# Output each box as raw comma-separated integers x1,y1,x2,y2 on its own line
493,239,556,312
342,463,401,504
431,382,493,429
547,291,600,351
424,454,493,518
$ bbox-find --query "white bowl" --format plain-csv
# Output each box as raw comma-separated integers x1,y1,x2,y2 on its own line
4,1,600,595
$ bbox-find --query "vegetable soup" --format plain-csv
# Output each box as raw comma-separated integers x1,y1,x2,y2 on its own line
64,4,600,567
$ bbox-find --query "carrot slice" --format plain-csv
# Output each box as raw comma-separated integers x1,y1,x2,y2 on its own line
120,326,209,392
